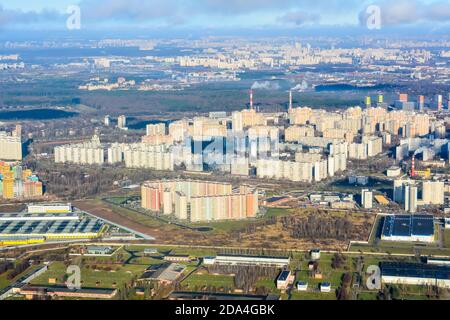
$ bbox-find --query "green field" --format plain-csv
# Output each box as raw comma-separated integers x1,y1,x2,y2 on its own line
291,291,336,300
444,229,450,248
30,261,147,289
189,208,291,233
181,273,235,289
0,264,40,290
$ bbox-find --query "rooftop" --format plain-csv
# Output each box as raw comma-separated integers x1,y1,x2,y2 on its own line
382,215,434,238
277,270,291,282
381,262,450,280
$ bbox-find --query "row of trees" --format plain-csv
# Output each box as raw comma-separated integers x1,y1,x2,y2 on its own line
0,261,14,275
207,265,279,293
336,272,353,300
281,214,353,240
7,260,30,280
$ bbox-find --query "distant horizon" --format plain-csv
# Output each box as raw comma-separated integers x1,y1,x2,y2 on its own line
1,25,450,42
0,0,449,37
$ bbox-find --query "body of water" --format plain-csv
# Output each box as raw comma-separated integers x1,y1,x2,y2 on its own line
0,109,78,120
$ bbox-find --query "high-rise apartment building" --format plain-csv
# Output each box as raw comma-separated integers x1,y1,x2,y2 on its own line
0,131,22,161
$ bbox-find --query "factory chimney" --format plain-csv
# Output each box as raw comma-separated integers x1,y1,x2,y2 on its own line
411,156,416,178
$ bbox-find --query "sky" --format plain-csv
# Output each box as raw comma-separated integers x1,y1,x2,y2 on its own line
0,0,449,34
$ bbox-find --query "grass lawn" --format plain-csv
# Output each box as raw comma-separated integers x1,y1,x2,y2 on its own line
290,291,336,300
104,197,130,205
181,272,235,289
189,208,291,233
31,261,147,289
0,264,41,290
298,254,351,289
0,273,11,289
357,291,378,300
255,278,276,290
443,229,450,248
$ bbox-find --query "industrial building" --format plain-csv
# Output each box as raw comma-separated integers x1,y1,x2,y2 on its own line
381,215,435,243
19,285,117,299
381,262,450,288
0,212,105,240
27,203,72,214
0,236,45,246
141,180,258,222
138,263,186,285
203,254,290,268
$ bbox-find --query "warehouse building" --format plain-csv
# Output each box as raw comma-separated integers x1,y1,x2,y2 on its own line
381,262,450,288
27,203,72,214
381,215,435,243
204,254,290,268
138,263,186,285
19,285,117,299
0,213,105,240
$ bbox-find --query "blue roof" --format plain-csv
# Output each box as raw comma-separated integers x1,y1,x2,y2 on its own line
278,271,290,281
382,215,434,238
381,262,450,280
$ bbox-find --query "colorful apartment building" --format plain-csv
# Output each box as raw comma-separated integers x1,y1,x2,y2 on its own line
141,180,258,222
0,162,43,200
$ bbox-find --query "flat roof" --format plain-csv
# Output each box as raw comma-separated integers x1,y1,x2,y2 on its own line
382,215,434,238
278,270,290,281
21,285,116,295
266,196,288,203
0,217,103,236
381,262,450,280
169,292,276,301
217,254,289,261
0,213,78,219
140,263,185,282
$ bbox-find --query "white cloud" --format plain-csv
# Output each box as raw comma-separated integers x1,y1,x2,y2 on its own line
359,0,450,27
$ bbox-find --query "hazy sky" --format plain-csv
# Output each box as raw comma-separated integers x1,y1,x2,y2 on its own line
1,0,449,32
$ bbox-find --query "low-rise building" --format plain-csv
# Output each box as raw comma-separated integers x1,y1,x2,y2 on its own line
297,282,308,292
206,254,290,268
381,262,450,288
320,282,331,293
276,270,295,290
381,215,434,243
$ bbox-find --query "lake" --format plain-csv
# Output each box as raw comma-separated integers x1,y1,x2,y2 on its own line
0,109,78,120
